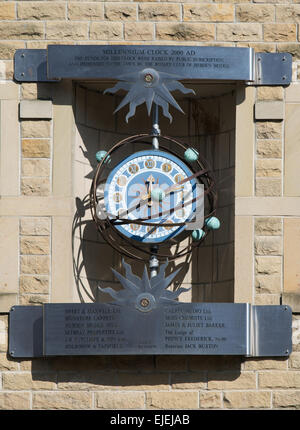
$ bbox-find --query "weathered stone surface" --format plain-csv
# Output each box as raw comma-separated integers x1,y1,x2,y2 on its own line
256,159,282,177
273,391,300,409
199,392,222,409
277,43,300,61
146,391,198,409
46,22,88,40
0,393,30,410
217,23,262,41
20,217,50,235
21,139,51,158
183,4,234,22
276,5,300,22
21,177,51,196
257,86,284,101
20,236,50,255
244,358,287,370
20,255,50,275
2,372,56,390
255,217,282,235
171,373,206,389
21,83,38,100
256,178,281,196
236,4,274,22
22,159,50,177
95,392,145,409
19,275,49,294
255,294,280,305
264,24,297,42
223,391,271,409
0,353,18,371
0,22,44,39
19,293,49,305
156,23,215,41
21,121,51,138
255,274,281,293
33,392,92,409
20,100,53,120
256,140,282,158
255,236,282,255
255,256,282,275
124,22,154,40
18,2,66,20
256,121,282,139
259,371,300,388
68,3,103,20
105,4,137,21
90,22,123,40
139,4,180,21
0,2,16,20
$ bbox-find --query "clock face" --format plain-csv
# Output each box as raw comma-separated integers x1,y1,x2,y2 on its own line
103,150,197,243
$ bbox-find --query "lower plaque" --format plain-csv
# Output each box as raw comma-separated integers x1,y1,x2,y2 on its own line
43,302,249,356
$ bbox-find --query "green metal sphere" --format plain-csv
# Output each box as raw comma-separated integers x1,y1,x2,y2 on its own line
184,147,199,162
96,150,111,164
205,216,220,230
192,229,205,241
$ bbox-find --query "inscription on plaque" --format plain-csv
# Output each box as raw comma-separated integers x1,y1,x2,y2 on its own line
47,45,254,81
43,303,248,356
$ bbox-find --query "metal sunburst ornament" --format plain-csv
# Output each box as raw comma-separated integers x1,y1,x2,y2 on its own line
99,259,190,312
104,68,195,122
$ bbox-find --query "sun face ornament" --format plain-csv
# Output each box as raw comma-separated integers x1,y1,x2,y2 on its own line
104,68,195,122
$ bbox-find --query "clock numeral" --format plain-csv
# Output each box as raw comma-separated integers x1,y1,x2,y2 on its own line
162,163,172,173
145,159,155,169
113,192,122,203
117,175,127,187
128,164,139,174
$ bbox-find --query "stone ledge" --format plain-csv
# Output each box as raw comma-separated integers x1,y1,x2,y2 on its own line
255,101,284,120
0,293,17,312
282,293,300,313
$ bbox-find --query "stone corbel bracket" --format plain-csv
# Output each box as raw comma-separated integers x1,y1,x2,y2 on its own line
13,45,292,86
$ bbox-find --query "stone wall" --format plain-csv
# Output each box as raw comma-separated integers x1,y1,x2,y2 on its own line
0,0,300,410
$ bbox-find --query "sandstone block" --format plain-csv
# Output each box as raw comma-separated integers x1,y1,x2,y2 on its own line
33,392,92,409
20,255,50,275
21,121,51,138
183,4,234,22
20,236,50,255
19,275,49,294
0,352,18,371
244,358,287,370
19,293,49,305
257,86,284,101
105,3,137,21
20,217,51,235
139,4,180,21
255,256,282,275
256,140,282,158
255,101,284,120
199,392,222,409
223,391,271,409
46,21,88,40
236,4,274,22
20,100,53,119
289,352,300,369
255,274,281,293
273,390,300,409
264,24,296,42
17,2,66,20
259,371,300,388
0,393,30,410
68,3,103,20
0,22,44,39
21,83,38,100
217,23,262,41
255,236,282,255
116,373,169,390
256,159,282,177
2,372,56,390
146,391,198,409
276,5,300,22
95,392,145,410
21,139,51,158
207,372,256,390
277,43,300,61
124,22,154,40
156,23,215,41
256,178,281,196
22,159,50,177
256,121,282,139
21,177,51,196
171,373,206,389
255,217,282,235
0,2,15,20
90,22,123,40
255,294,280,305
0,41,25,60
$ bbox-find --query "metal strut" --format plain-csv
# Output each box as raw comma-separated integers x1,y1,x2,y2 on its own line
151,103,160,150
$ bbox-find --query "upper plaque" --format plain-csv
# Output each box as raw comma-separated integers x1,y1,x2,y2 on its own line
47,45,255,81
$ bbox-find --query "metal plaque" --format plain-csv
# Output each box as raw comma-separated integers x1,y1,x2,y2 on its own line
14,49,58,82
46,45,255,82
8,303,292,357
